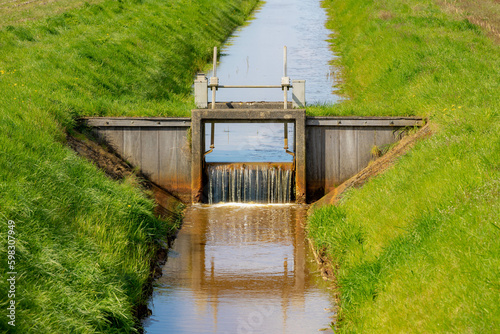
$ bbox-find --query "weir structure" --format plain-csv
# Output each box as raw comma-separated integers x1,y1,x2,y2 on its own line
191,107,306,203
83,47,424,204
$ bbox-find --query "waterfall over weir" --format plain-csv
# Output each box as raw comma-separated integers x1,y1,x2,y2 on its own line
206,163,294,204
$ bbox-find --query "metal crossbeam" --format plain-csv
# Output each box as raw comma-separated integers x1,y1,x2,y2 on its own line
216,85,283,88
193,46,305,110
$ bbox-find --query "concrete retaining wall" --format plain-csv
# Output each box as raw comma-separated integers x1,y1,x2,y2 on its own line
306,117,423,200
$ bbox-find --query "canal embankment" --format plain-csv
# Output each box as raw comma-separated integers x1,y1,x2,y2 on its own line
307,0,500,332
2,0,498,332
67,129,185,320
0,0,259,332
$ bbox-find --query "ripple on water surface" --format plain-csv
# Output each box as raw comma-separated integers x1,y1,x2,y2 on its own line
143,205,335,333
145,0,339,330
207,0,341,104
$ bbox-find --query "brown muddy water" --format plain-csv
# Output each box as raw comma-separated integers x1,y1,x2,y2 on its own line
143,204,335,333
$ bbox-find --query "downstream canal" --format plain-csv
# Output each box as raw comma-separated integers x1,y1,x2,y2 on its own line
144,0,338,331
143,205,334,333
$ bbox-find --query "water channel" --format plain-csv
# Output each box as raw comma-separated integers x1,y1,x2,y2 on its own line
143,205,335,333
144,0,338,332
208,0,341,104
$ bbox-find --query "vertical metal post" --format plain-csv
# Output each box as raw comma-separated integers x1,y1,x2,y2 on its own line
284,121,294,158
282,46,289,109
283,46,287,78
211,47,218,110
284,122,288,149
284,46,287,109
283,89,288,109
213,47,217,77
210,122,215,149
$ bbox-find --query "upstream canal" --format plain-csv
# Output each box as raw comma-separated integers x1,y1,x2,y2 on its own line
207,0,340,104
144,0,339,331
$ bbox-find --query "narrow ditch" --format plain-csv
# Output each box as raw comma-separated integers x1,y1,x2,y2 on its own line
143,0,341,331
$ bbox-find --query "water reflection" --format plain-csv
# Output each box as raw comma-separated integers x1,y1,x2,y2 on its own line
144,205,334,333
207,0,341,104
204,123,295,163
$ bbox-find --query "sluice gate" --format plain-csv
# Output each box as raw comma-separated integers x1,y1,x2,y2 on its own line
83,47,424,204
84,114,423,204
191,108,307,203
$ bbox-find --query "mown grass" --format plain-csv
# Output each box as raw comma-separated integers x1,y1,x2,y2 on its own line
438,0,500,43
308,0,499,332
308,0,499,117
0,0,258,332
0,0,104,28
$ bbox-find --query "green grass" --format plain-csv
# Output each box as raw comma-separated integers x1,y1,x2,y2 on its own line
1,109,178,332
308,0,499,117
0,0,259,122
0,0,258,332
307,0,500,332
0,0,107,28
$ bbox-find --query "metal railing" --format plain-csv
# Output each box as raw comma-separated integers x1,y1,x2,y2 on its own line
194,46,305,109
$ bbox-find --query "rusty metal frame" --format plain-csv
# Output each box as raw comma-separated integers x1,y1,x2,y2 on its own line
191,109,307,204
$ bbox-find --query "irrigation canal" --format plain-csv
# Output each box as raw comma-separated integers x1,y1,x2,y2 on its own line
143,205,335,333
206,0,340,104
143,0,339,332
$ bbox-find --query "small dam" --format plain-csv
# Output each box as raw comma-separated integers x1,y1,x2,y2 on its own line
83,46,423,204
84,107,422,204
84,47,423,204
206,162,294,204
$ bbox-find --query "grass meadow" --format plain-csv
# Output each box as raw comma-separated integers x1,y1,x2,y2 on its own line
0,0,258,332
0,0,498,332
307,0,500,332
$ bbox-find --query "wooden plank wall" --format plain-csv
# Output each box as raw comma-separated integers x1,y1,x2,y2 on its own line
306,126,403,201
87,116,421,204
93,126,191,202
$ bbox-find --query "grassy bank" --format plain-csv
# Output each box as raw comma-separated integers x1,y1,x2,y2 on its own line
0,0,258,332
307,0,499,332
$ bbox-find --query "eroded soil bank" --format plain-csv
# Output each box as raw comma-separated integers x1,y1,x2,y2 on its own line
67,131,183,329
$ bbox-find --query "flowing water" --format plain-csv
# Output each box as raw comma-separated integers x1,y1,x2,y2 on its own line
143,205,335,333
207,0,341,104
206,163,294,204
143,0,338,331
